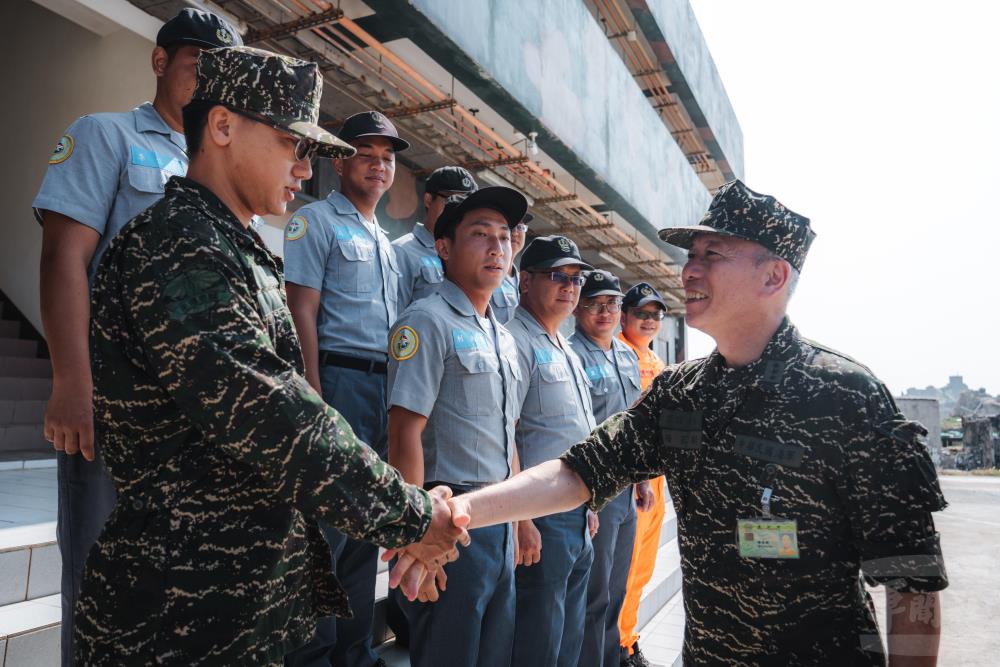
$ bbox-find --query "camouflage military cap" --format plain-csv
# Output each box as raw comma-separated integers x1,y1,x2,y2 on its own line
658,179,816,272
192,46,355,159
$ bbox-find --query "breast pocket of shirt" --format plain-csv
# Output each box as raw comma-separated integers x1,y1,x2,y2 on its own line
454,348,500,416
126,163,170,195
536,361,573,416
419,258,444,286
335,236,376,292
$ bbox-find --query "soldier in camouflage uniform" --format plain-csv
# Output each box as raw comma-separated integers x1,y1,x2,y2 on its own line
79,46,466,665
421,180,948,665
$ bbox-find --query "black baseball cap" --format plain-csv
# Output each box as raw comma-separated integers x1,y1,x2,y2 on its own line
434,186,529,240
519,235,594,272
426,166,477,195
338,111,409,152
156,8,242,50
622,282,667,310
580,269,624,299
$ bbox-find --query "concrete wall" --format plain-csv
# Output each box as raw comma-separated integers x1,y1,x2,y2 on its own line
897,397,943,465
410,0,711,245
0,0,156,330
645,0,744,179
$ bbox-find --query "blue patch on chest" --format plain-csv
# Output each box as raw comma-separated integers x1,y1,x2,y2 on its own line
130,145,184,174
584,363,615,382
453,329,489,351
533,348,560,365
333,225,369,241
420,255,443,270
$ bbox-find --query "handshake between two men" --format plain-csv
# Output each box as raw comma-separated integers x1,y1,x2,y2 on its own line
384,459,590,601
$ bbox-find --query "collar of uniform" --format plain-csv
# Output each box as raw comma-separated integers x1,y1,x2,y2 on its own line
514,306,568,348
616,331,650,361
412,222,435,248
438,279,480,318
706,317,800,392
168,176,254,242
573,329,613,354
326,191,385,232
134,102,186,149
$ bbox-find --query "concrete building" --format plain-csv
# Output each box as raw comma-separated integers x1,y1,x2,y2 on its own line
896,397,943,465
0,1,741,664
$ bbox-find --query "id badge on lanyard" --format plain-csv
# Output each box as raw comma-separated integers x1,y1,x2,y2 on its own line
737,487,800,559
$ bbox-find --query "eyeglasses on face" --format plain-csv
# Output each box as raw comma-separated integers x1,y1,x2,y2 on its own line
514,223,529,233
229,107,320,162
532,270,587,287
630,309,666,321
580,301,622,314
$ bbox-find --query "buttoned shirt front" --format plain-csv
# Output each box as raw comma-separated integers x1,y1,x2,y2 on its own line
388,279,520,485
508,307,596,469
283,191,400,360
393,222,444,308
490,272,520,324
32,102,187,279
570,331,642,424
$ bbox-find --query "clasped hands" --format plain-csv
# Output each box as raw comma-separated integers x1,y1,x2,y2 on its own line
383,486,474,602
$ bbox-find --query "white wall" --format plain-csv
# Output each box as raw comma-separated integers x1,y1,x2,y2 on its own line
0,0,155,331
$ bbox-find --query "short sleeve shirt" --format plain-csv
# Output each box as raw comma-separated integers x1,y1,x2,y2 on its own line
387,279,521,485
562,318,948,664
489,273,520,324
508,307,596,469
392,222,443,308
569,330,642,424
283,191,400,360
32,102,187,280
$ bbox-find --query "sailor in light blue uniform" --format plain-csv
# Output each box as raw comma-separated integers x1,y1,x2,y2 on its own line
283,110,411,667
30,10,241,666
506,236,597,667
489,212,531,323
388,187,528,667
394,166,477,307
569,269,643,667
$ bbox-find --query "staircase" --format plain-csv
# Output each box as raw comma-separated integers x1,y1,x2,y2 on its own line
0,293,51,463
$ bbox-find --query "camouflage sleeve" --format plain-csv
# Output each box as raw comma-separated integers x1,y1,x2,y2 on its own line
560,372,668,511
125,233,431,549
838,383,948,593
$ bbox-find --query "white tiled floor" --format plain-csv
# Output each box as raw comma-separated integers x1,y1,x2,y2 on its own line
632,591,684,667
0,468,56,529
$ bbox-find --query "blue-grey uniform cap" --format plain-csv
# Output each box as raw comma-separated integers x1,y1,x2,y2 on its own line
157,8,243,50
622,282,666,310
434,186,528,240
580,269,624,298
519,235,594,272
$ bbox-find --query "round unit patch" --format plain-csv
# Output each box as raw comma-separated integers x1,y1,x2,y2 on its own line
557,237,572,253
49,135,74,164
390,326,419,361
216,28,234,45
285,215,308,241
641,286,653,296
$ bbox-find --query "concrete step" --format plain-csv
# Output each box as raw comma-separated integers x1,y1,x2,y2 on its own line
0,594,60,666
0,339,36,359
0,358,51,379
0,455,56,472
0,322,19,340
0,401,46,428
0,426,49,456
0,522,59,607
0,379,50,401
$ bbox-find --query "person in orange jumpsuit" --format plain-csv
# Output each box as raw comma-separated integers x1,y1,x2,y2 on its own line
615,283,668,667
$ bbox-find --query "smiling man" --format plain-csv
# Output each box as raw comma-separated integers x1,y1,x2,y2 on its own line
413,180,949,666
283,109,410,667
79,47,465,664
387,186,527,667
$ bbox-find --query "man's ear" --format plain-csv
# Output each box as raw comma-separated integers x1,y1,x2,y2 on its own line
152,46,169,78
435,237,450,262
333,158,344,177
762,257,790,295
423,192,434,210
205,106,235,149
518,270,531,294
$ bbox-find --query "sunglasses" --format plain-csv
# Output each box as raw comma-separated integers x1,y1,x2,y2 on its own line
580,301,622,314
229,107,320,162
532,270,587,287
629,309,666,321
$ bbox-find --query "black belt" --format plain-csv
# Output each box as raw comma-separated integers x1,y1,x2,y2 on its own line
318,351,387,375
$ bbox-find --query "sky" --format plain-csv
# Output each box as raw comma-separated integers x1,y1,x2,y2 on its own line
683,0,1000,396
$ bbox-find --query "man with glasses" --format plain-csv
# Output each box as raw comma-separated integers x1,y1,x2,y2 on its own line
30,10,240,664
490,212,532,323
569,270,652,667
615,282,669,667
394,166,478,307
283,110,409,667
78,46,466,664
506,235,598,667
387,186,528,667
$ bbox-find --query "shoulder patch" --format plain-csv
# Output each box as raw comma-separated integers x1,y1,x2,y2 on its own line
391,326,419,361
162,269,232,321
49,135,74,164
285,215,308,241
